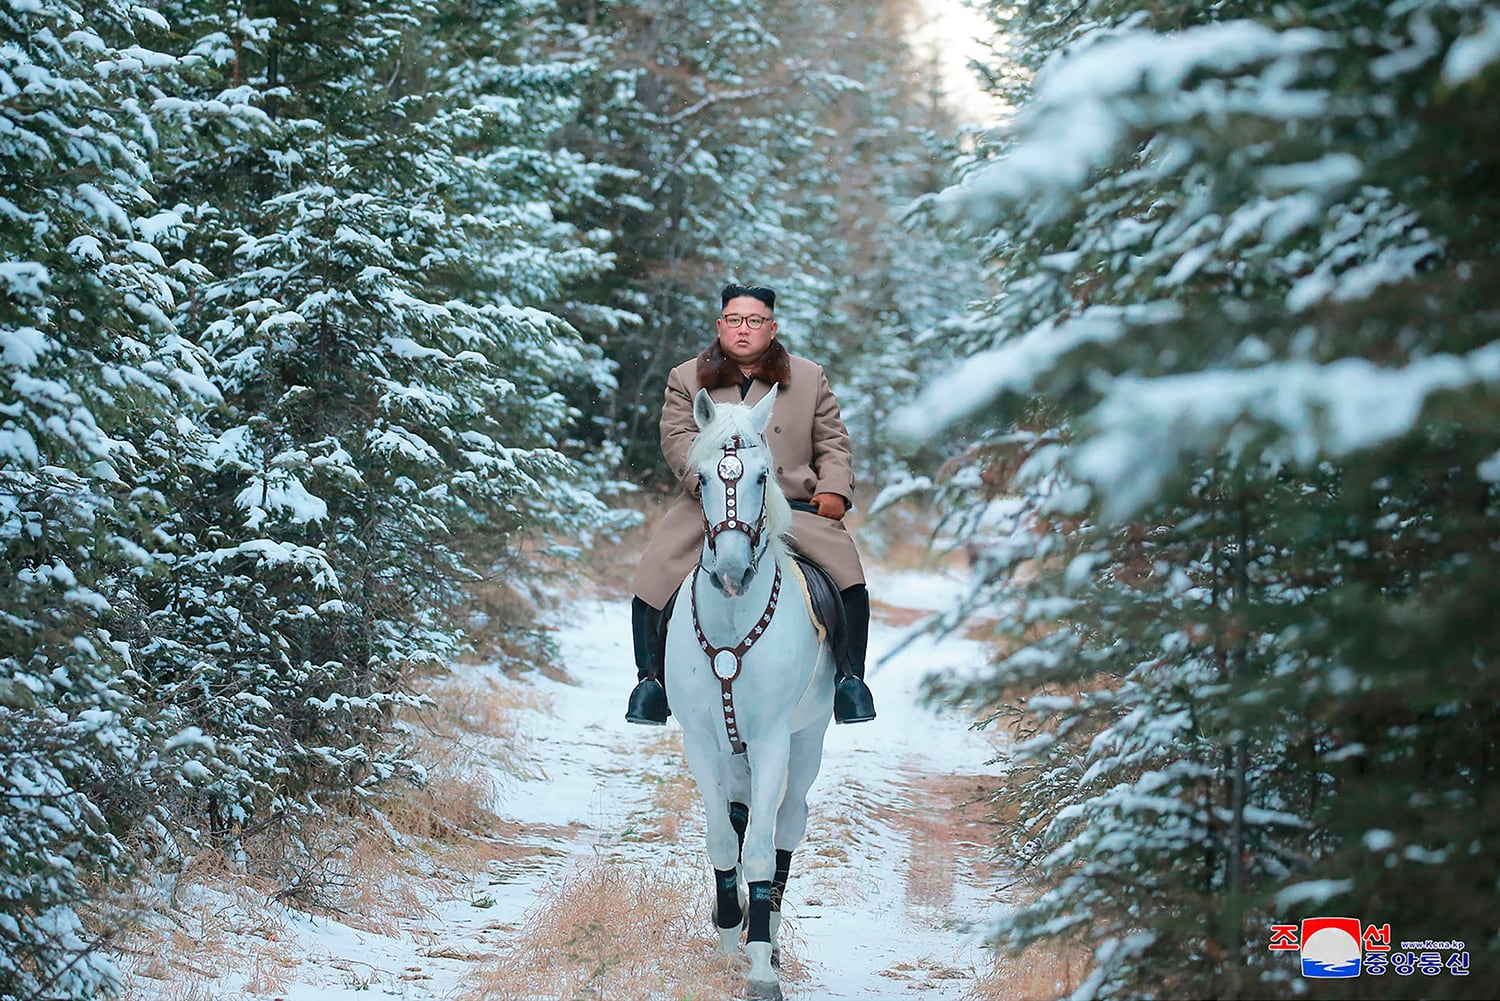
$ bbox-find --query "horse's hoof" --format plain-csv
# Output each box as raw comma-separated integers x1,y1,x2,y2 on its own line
746,981,783,1001
719,925,742,955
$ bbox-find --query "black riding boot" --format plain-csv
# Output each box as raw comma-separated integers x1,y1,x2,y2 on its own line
833,584,877,724
626,596,669,725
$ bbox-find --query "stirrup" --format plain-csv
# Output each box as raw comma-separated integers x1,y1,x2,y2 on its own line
833,676,876,724
626,677,669,725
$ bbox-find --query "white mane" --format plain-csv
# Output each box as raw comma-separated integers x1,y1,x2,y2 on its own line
688,403,793,556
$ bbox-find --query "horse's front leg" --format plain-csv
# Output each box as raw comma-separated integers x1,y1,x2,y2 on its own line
743,734,792,996
681,739,745,954
766,723,828,966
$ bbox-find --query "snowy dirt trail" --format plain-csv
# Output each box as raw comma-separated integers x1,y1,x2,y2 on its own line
119,564,1013,1000
495,568,1011,999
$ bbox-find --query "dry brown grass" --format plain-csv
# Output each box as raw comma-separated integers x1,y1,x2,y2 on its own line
456,857,794,1001
115,847,303,998
457,569,562,670
419,663,553,741
381,665,546,857
872,533,972,575
119,664,547,997
880,745,1095,1001
963,940,1092,1001
345,664,563,922
876,956,978,993
173,811,441,938
627,728,703,845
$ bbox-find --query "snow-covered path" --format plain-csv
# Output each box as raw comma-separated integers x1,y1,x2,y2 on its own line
121,565,1012,1000
507,568,1010,998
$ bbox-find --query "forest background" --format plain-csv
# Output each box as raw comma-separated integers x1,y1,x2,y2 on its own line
3,0,1497,999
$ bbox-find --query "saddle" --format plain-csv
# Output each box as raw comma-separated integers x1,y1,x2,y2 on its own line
790,555,849,677
784,500,850,671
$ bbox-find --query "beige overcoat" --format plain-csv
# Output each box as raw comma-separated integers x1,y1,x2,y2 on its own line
631,346,865,609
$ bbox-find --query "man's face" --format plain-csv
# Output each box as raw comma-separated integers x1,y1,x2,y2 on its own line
716,295,778,366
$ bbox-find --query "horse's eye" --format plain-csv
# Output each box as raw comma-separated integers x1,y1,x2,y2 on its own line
758,470,768,483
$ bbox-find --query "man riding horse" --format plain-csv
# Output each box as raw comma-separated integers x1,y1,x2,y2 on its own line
627,282,877,727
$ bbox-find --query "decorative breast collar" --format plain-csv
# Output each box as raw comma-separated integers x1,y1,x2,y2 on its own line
690,563,782,755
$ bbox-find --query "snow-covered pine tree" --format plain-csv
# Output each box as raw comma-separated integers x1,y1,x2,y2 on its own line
540,0,985,485
797,0,983,500
427,0,622,550
910,0,1500,995
134,0,613,843
1,1,211,995
541,0,868,474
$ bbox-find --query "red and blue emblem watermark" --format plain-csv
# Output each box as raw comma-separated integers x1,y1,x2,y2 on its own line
1269,917,1468,979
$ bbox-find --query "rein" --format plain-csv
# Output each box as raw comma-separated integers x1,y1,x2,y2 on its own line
691,563,782,755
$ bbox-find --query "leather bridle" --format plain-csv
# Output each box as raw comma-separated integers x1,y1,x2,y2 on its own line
700,434,768,578
693,431,778,754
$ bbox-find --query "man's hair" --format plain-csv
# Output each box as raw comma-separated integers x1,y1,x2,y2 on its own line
721,283,776,311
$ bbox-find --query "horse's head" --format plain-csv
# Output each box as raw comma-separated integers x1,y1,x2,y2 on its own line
690,386,790,597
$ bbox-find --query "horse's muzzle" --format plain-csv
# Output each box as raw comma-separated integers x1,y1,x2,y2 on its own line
714,564,755,597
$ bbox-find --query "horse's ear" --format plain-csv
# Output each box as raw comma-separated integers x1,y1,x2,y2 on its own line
693,388,716,430
748,384,777,435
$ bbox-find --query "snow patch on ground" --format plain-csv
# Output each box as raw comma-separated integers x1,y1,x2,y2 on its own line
120,568,1009,999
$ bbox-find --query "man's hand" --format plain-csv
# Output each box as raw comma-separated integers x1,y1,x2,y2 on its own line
811,492,847,520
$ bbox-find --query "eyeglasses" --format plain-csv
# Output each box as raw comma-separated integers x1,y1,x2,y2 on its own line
720,314,772,330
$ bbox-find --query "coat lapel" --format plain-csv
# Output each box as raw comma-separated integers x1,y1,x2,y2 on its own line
709,383,743,406
741,380,771,406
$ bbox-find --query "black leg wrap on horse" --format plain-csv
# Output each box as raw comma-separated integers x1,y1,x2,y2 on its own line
747,881,773,943
714,868,742,929
771,849,792,912
730,801,749,855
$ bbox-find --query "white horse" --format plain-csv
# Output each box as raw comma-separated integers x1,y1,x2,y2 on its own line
664,386,835,1001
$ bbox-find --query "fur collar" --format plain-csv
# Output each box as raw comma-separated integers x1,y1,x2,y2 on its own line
695,337,792,392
